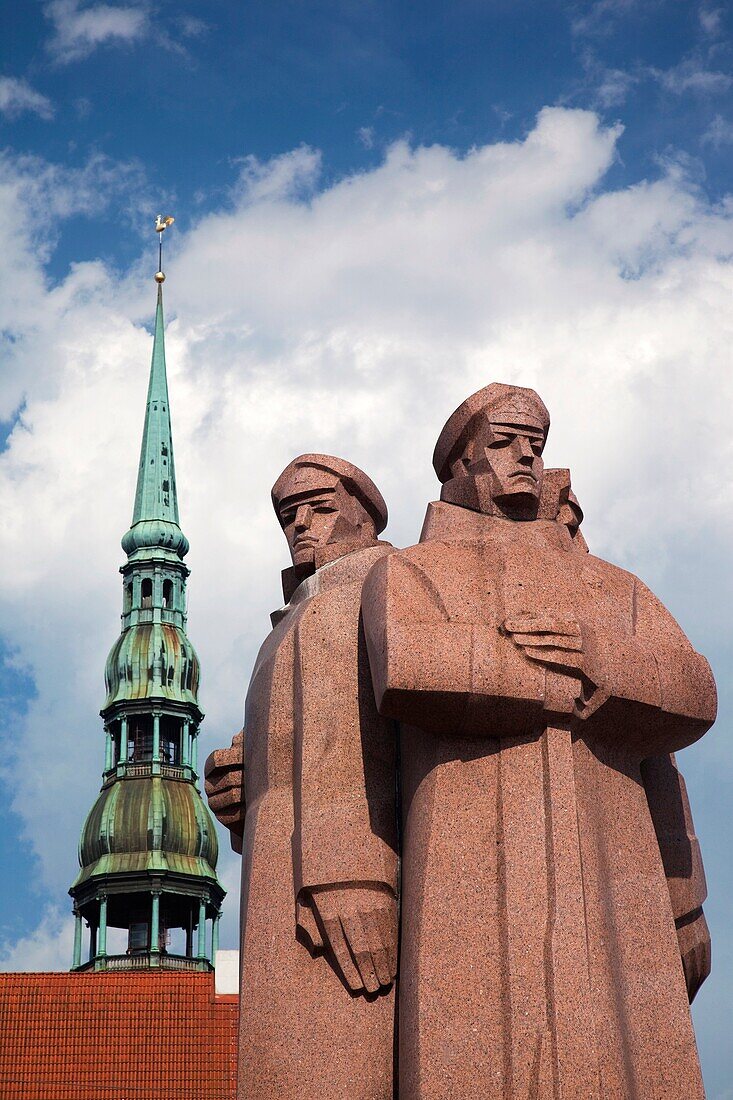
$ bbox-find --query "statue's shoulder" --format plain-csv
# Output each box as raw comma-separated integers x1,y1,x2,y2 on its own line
376,539,458,577
583,551,639,588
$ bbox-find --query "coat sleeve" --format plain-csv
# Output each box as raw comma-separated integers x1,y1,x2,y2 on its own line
361,551,546,737
626,578,717,753
641,753,707,922
292,579,398,901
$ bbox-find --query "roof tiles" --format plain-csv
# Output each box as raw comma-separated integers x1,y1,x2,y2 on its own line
0,971,238,1099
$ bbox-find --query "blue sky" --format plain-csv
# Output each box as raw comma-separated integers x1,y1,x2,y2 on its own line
1,1,733,1094
3,1,733,277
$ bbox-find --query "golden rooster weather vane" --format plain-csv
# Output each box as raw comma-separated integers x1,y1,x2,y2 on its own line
154,213,175,283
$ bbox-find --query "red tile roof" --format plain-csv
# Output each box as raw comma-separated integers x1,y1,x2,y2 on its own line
0,971,238,1099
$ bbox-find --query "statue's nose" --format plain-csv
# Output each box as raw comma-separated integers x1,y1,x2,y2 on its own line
514,436,534,462
294,504,313,530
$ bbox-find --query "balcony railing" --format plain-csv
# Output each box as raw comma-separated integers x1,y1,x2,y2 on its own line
124,762,151,779
161,764,186,780
104,761,191,783
79,953,211,972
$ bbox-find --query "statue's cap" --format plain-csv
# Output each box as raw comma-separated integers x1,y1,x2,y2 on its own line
271,453,388,534
433,382,550,483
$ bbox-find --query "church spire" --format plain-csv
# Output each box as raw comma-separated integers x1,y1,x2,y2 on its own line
69,216,224,972
130,283,180,527
121,216,188,562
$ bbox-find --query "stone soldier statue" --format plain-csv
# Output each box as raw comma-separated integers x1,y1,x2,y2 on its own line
361,383,716,1100
555,471,711,1005
206,454,398,1100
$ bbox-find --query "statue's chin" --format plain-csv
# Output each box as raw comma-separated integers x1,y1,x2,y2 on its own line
291,547,317,568
493,490,539,520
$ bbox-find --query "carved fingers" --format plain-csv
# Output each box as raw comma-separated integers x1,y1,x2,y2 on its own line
308,886,398,996
365,902,398,986
339,912,382,993
505,617,596,683
204,729,245,847
503,617,607,717
504,617,583,668
677,909,711,1004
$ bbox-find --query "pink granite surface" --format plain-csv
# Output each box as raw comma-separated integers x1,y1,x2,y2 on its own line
361,384,715,1099
207,455,398,1099
206,397,715,1099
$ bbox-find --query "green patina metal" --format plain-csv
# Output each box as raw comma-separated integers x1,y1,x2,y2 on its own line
131,287,181,525
69,276,224,973
104,622,201,708
75,777,219,883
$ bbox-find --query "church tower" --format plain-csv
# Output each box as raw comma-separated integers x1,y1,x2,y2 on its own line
69,225,224,971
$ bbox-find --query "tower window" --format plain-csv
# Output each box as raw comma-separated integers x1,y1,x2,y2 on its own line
162,579,173,609
129,718,153,761
161,717,181,765
141,578,153,609
124,582,133,612
129,922,149,955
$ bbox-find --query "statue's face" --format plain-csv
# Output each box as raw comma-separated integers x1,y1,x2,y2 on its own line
558,495,582,538
278,482,373,567
462,415,545,518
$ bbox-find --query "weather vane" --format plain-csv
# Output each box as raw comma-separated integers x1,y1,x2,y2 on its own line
154,213,175,283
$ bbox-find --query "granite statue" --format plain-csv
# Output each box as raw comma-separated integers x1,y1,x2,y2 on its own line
361,383,716,1099
206,455,398,1099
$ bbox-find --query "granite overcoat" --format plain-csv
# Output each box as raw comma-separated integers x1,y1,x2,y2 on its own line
238,543,398,1100
362,502,715,1100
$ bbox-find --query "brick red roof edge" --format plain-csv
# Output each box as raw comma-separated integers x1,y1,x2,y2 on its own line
0,971,238,1100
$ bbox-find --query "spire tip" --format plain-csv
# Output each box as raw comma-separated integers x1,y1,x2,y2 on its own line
154,213,174,284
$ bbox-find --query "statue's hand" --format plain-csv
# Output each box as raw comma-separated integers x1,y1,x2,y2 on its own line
503,616,607,716
204,730,244,853
302,885,397,995
677,909,711,1003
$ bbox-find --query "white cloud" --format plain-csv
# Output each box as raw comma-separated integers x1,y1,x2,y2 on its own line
594,64,638,106
231,145,322,205
0,77,54,121
571,0,643,37
699,5,723,36
657,56,732,95
177,14,208,39
1,109,732,983
702,114,733,146
578,50,640,108
45,0,149,63
0,908,73,972
358,126,375,149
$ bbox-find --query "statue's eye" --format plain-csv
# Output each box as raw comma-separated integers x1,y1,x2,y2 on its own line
489,435,512,448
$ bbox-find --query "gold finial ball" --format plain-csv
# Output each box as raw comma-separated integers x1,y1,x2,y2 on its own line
154,270,166,283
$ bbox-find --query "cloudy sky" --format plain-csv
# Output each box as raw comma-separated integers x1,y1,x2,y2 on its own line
1,0,733,1092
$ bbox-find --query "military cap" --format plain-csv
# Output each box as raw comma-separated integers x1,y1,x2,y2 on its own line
433,382,550,483
271,453,388,534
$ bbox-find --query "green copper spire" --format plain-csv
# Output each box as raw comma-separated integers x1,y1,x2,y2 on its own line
132,284,179,527
121,278,189,561
69,222,224,973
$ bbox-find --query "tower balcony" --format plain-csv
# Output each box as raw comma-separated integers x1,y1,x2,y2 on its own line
103,760,195,784
75,953,213,973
